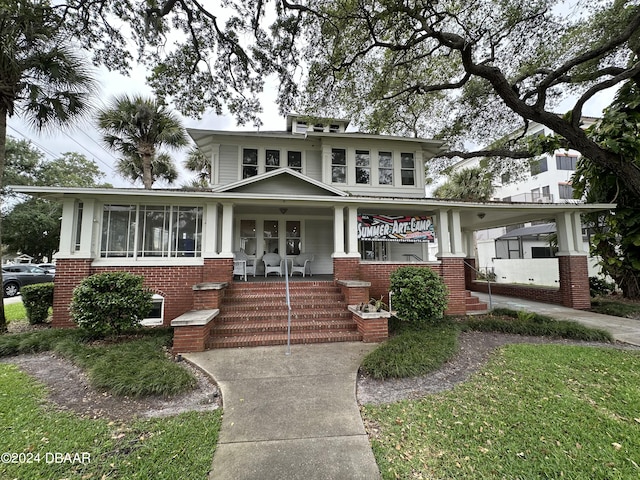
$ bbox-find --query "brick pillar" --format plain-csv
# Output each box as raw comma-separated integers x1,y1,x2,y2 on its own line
439,256,466,315
203,258,233,283
464,257,476,289
52,258,93,328
558,255,591,309
333,257,361,282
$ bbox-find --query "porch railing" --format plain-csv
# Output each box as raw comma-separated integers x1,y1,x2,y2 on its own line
284,253,292,355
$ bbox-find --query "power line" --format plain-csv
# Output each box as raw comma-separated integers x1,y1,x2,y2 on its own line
56,129,117,174
7,125,59,159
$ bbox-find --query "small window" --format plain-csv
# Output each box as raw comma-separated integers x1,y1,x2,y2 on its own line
331,148,346,183
74,202,84,251
530,157,548,175
242,148,258,178
556,155,578,170
378,152,393,185
288,151,302,172
266,149,280,171
559,183,574,199
531,188,540,201
141,294,164,326
400,152,415,186
313,124,324,132
355,150,370,184
329,124,340,133
295,121,307,133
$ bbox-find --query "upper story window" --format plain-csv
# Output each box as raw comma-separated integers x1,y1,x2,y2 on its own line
295,121,308,133
288,151,302,172
530,157,548,175
400,153,415,186
378,152,393,185
558,183,574,199
313,124,324,132
266,149,280,171
329,124,340,133
101,204,202,258
332,148,347,183
556,154,578,170
355,150,370,184
242,148,258,178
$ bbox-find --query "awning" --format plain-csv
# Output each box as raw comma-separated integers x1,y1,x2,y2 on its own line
497,222,556,239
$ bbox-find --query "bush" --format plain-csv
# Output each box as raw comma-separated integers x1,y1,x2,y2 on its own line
20,283,54,324
70,272,153,336
390,266,449,326
589,276,617,297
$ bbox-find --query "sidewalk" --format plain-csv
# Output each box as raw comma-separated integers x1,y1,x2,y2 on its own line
474,292,640,346
184,342,381,480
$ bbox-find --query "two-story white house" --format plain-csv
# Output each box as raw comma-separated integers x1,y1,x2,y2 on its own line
17,115,611,352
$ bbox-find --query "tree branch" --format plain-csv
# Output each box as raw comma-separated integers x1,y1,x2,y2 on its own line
438,149,534,159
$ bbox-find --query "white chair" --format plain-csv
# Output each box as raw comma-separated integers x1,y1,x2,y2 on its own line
291,253,314,277
233,251,256,281
262,253,283,277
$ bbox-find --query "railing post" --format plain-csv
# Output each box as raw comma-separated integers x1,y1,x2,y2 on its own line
284,253,292,356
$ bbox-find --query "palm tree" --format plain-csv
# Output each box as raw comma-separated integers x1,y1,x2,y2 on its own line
183,147,211,188
97,95,188,189
0,2,96,333
116,153,179,187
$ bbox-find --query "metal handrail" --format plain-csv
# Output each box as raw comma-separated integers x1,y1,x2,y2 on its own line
463,260,493,310
284,253,292,355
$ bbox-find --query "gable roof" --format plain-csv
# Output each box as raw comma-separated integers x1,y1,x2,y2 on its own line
211,168,348,197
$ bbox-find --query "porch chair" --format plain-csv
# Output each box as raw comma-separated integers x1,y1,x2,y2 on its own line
290,253,314,277
233,250,256,281
262,253,284,277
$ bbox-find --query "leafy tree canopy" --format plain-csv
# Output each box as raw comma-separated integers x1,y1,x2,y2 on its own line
50,1,640,197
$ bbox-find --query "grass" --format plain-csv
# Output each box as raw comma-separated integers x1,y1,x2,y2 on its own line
0,364,222,479
4,301,27,322
361,321,459,379
591,297,640,318
0,328,196,397
459,308,613,342
362,344,640,479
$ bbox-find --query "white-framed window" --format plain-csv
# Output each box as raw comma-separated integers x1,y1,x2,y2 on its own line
530,157,548,175
101,204,203,258
355,150,370,184
74,201,84,251
295,121,308,133
242,148,258,178
331,148,347,183
558,183,574,199
265,149,280,171
140,294,164,326
287,151,302,172
400,153,415,185
378,151,393,185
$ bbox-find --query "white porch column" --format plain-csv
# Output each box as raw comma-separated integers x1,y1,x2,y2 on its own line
77,199,96,257
346,206,359,255
571,212,585,254
436,209,451,257
448,209,463,256
463,230,475,258
203,202,219,257
57,198,76,257
220,202,234,256
556,211,579,255
332,205,345,256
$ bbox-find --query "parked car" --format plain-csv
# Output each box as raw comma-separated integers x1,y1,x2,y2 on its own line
2,264,55,297
37,263,56,274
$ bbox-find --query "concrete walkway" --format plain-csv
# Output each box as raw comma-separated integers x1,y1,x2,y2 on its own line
184,342,380,480
475,292,640,346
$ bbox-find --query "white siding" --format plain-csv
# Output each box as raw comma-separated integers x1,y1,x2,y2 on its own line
303,218,334,274
219,145,239,185
305,150,322,181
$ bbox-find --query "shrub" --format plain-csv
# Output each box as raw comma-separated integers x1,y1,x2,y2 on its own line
390,266,449,326
70,272,153,336
20,283,54,324
589,276,617,297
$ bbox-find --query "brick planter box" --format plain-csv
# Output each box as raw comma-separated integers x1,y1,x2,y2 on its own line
348,305,390,343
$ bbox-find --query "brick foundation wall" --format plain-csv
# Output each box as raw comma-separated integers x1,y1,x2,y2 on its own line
470,281,562,304
172,323,213,353
351,313,389,343
438,257,467,315
51,258,237,328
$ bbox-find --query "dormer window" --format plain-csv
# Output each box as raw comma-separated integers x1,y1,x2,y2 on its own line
329,124,340,133
313,124,324,132
295,121,308,133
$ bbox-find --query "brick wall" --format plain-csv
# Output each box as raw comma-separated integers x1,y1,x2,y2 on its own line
333,257,361,282
438,257,467,315
558,255,591,309
470,281,562,304
51,258,237,328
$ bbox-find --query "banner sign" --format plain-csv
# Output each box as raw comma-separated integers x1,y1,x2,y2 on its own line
357,214,435,242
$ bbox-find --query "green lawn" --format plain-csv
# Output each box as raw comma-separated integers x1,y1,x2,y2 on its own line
0,364,222,479
362,344,640,479
4,301,27,322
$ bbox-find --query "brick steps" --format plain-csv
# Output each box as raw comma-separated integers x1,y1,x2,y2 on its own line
465,290,488,312
209,281,361,348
